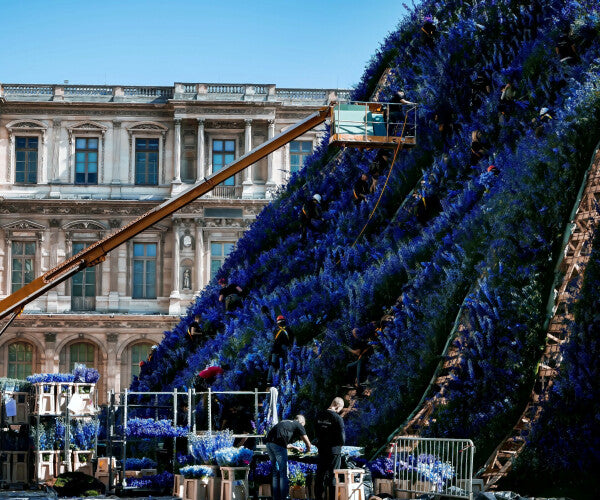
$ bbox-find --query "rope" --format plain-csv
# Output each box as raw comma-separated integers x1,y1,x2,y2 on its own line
350,141,403,249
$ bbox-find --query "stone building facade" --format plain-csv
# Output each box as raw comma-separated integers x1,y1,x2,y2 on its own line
0,82,349,400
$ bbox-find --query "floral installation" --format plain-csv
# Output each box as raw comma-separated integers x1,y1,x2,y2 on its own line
128,0,600,491
126,471,174,490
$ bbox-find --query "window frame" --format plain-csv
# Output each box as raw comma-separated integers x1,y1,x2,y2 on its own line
10,240,36,293
211,137,238,187
209,240,236,280
7,341,34,380
70,241,97,311
134,137,160,186
289,139,313,174
131,241,158,299
14,135,40,185
74,136,99,185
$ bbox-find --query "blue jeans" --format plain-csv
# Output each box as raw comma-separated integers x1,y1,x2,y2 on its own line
266,442,288,500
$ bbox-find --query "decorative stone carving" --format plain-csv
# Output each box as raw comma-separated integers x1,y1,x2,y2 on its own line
49,219,61,228
106,333,119,343
109,219,121,228
63,220,107,231
45,333,57,343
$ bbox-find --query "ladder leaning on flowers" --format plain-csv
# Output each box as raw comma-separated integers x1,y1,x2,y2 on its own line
478,144,600,489
370,143,600,489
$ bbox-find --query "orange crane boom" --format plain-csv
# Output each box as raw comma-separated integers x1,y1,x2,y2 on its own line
0,106,331,323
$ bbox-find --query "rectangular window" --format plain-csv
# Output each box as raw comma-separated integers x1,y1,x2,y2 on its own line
212,139,235,186
11,241,35,293
8,342,33,380
210,242,234,279
71,242,96,311
132,242,157,299
75,137,99,184
15,136,38,184
290,140,313,174
135,138,159,185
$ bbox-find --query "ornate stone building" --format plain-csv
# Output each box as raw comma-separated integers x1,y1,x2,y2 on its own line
0,82,349,400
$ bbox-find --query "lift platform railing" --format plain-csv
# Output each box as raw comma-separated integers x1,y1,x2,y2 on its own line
330,101,417,148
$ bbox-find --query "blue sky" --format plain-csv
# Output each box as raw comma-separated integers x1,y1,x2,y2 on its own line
0,0,407,90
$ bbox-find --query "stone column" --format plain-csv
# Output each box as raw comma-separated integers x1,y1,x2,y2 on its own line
173,118,182,184
243,119,253,184
169,222,181,314
39,130,48,185
197,119,205,182
266,120,276,187
112,121,121,184
106,333,119,395
51,119,61,184
44,333,57,373
194,218,203,295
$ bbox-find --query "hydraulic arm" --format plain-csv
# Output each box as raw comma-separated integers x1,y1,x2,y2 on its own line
0,106,331,323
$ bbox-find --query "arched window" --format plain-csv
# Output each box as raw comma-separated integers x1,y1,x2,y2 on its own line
60,342,96,372
121,342,155,389
7,342,33,379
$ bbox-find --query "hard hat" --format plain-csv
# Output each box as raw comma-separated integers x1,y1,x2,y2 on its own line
218,278,227,285
276,315,286,322
313,194,322,203
540,107,549,116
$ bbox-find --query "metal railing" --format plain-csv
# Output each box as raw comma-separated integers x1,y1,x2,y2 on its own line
203,185,244,199
331,101,418,141
392,436,476,499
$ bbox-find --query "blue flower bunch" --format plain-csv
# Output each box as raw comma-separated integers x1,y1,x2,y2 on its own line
251,460,273,482
127,471,174,490
288,461,317,486
176,453,195,466
368,457,394,479
72,420,99,450
31,422,55,450
27,373,74,384
72,364,100,384
179,465,215,479
125,457,157,471
125,418,188,438
189,431,235,465
290,441,318,454
214,446,254,467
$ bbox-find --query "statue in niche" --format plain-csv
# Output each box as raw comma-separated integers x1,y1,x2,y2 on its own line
183,268,192,290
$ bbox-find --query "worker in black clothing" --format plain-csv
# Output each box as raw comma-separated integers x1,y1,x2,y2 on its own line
300,194,323,243
469,72,491,111
267,315,292,386
434,102,454,149
421,15,437,48
470,130,489,167
345,328,377,388
265,416,312,500
555,28,578,65
353,173,371,206
386,90,415,135
218,278,243,312
187,314,203,346
532,107,553,138
315,397,345,500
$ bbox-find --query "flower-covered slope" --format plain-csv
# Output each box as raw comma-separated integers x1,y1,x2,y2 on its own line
134,0,600,484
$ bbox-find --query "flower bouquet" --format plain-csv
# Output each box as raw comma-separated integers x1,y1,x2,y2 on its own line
215,446,253,467
189,430,235,465
180,465,215,483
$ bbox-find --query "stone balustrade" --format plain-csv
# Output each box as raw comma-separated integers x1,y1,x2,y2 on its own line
0,82,351,104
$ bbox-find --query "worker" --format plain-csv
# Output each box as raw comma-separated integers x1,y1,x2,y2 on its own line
555,28,578,64
300,194,323,243
533,107,553,138
470,130,489,166
147,344,158,362
421,15,437,48
265,415,312,500
218,278,244,312
345,327,377,388
498,80,517,124
267,315,292,386
469,71,491,110
187,314,203,345
315,397,345,500
434,102,454,148
487,165,500,176
386,90,416,135
353,173,371,206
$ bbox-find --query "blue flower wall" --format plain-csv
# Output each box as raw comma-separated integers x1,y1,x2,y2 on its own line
133,0,600,493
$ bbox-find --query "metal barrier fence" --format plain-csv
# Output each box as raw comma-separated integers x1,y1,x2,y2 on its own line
393,436,476,499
